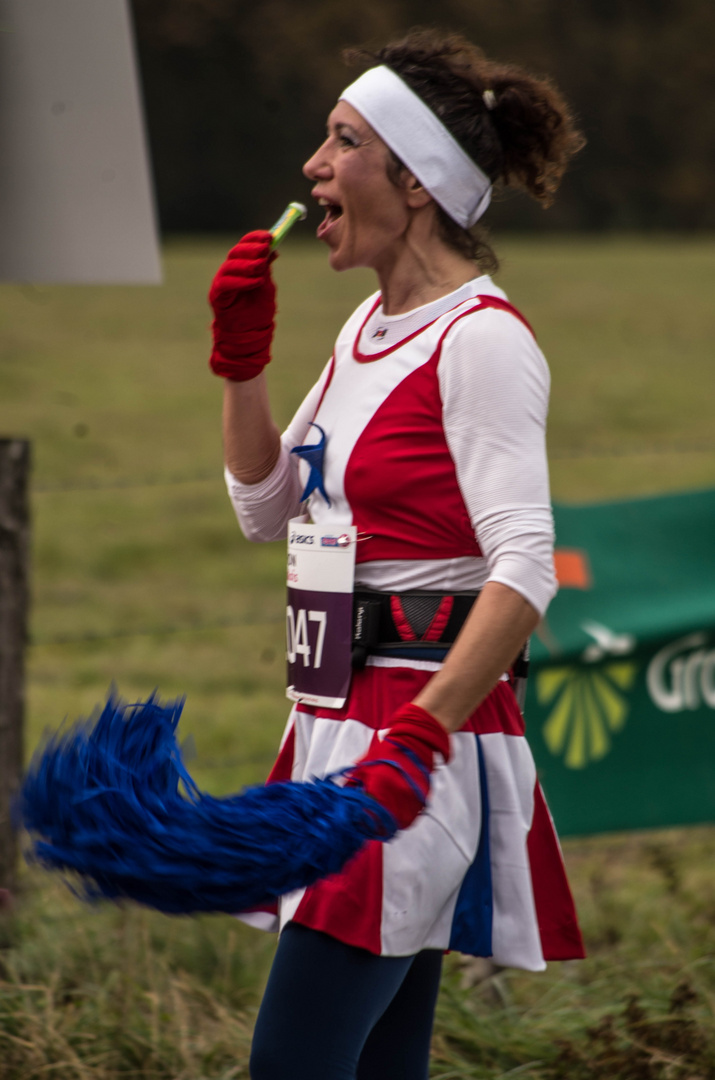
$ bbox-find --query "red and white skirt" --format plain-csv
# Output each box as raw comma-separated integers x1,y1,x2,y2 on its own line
241,655,584,969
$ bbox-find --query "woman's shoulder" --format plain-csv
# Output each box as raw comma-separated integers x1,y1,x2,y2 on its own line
466,274,509,304
442,279,536,346
438,286,550,388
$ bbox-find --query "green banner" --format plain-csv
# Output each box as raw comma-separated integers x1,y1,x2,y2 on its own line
527,487,715,836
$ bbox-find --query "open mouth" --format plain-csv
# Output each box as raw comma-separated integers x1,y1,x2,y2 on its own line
317,197,343,237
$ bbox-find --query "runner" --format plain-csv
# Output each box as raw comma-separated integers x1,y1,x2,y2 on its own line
208,29,586,1080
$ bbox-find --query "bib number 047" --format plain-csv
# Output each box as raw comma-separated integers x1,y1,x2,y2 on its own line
286,605,327,668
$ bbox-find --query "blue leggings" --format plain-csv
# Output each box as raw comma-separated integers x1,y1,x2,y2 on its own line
250,922,443,1080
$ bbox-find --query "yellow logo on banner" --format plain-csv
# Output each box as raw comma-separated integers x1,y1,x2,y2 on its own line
537,662,638,769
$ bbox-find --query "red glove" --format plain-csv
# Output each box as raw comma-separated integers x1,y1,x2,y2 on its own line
208,230,276,381
347,704,451,829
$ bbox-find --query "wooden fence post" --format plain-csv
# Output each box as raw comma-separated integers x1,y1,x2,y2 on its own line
0,439,30,897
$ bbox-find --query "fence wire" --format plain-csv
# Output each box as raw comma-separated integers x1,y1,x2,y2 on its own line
30,441,715,495
30,612,285,647
33,468,219,493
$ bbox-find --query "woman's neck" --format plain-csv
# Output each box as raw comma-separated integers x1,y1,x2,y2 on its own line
372,213,479,314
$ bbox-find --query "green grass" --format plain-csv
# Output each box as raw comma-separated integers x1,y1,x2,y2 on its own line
1,236,715,1077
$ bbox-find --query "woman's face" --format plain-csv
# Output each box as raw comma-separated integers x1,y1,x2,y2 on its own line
303,101,413,273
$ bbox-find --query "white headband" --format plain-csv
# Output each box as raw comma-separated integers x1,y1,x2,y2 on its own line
339,65,492,229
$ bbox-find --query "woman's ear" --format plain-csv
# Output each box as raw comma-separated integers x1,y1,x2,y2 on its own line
403,172,433,210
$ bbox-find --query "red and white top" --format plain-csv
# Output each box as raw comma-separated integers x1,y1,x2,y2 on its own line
227,276,557,616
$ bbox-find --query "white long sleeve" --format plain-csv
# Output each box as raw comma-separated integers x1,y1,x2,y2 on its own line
225,361,333,541
438,307,557,614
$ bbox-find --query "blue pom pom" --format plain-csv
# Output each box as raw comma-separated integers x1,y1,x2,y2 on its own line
19,692,398,914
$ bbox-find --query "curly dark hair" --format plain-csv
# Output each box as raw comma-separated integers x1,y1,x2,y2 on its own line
344,29,585,271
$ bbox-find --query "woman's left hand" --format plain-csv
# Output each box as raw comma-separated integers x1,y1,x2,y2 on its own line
347,704,451,829
414,581,540,732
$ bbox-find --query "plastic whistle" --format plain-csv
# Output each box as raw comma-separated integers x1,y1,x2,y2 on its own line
269,202,308,248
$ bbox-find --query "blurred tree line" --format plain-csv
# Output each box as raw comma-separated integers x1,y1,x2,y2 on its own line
131,0,715,234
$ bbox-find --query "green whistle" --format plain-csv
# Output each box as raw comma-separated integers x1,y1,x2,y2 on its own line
270,202,308,248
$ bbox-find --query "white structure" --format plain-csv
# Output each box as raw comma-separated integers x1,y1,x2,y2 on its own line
0,0,161,283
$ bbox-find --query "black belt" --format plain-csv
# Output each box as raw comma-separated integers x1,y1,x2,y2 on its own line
351,589,530,689
351,589,479,669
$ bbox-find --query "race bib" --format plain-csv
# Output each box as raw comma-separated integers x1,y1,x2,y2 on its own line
286,517,357,708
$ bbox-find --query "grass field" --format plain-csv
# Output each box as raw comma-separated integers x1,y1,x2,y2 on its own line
1,236,715,1077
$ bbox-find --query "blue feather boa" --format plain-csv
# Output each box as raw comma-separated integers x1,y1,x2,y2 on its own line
19,693,398,914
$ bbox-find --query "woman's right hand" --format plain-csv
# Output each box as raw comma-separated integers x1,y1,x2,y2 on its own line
208,231,276,381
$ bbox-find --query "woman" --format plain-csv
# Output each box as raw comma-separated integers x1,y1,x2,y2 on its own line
209,30,585,1080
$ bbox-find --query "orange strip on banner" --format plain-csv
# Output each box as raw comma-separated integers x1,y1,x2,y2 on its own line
554,548,592,589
